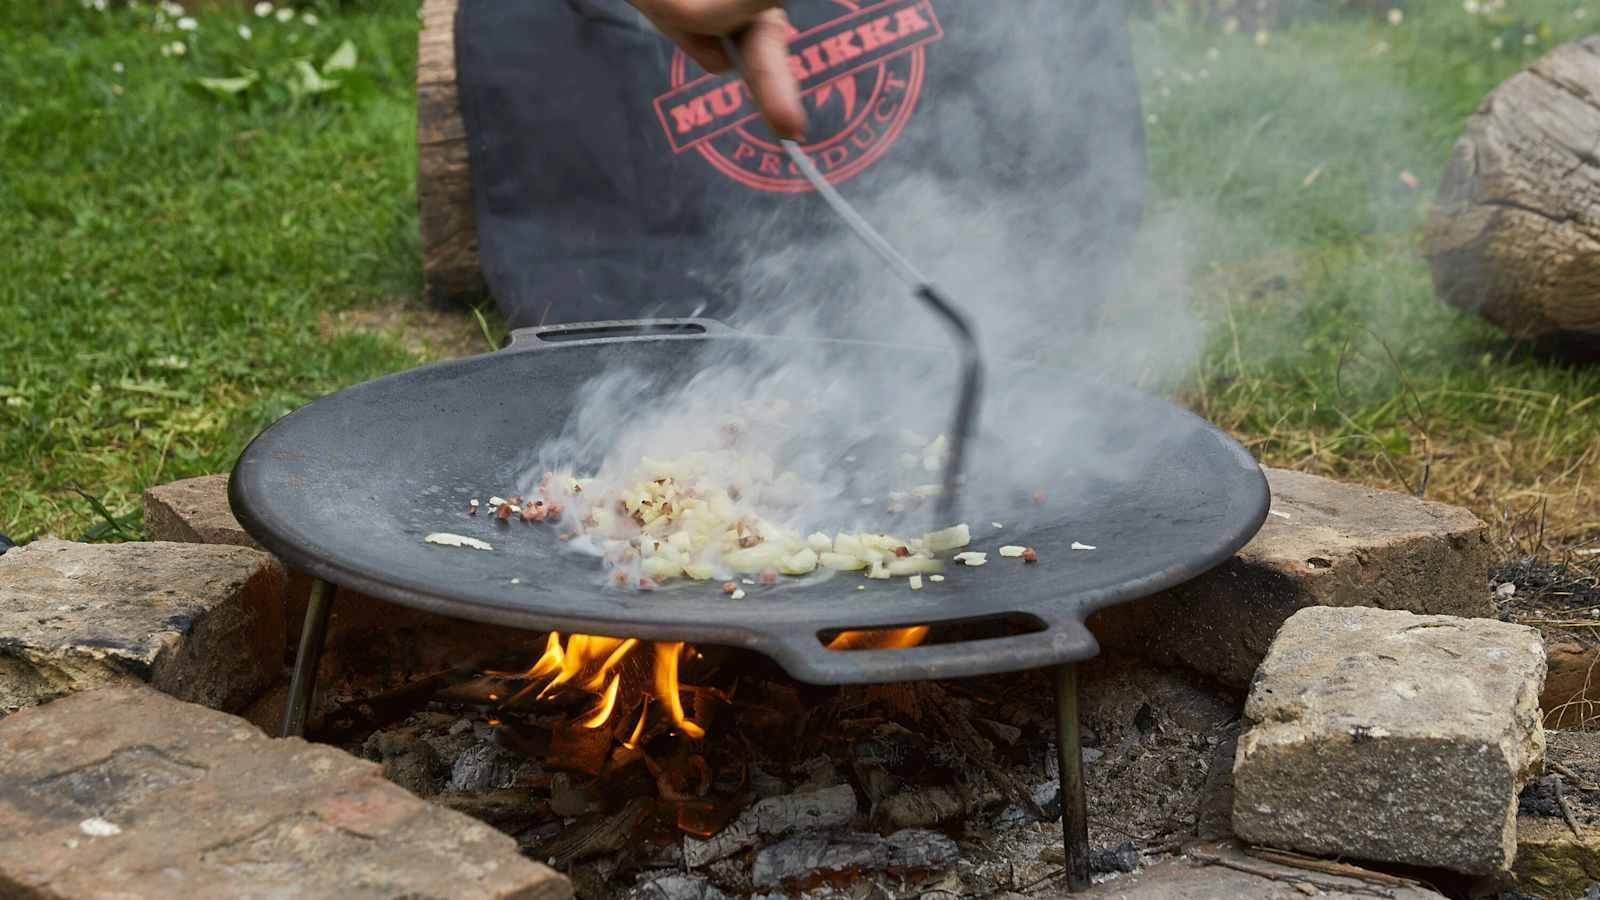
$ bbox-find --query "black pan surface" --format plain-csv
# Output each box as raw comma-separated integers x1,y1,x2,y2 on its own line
230,319,1269,684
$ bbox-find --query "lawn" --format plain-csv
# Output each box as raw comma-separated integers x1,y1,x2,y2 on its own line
3,0,1598,551
1149,0,1600,550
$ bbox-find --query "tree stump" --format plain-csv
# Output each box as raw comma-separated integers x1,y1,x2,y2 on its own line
1423,37,1600,349
417,0,485,308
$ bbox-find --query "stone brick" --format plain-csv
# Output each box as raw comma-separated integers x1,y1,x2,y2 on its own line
1089,467,1494,688
0,539,284,716
142,474,258,549
1515,817,1600,899
1234,606,1546,875
1074,840,1446,898
143,474,313,654
1513,730,1600,898
1540,640,1600,728
0,686,569,900
141,475,535,701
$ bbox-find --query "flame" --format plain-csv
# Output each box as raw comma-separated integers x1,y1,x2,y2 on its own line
586,638,640,691
826,626,930,651
528,631,564,677
622,698,650,750
654,642,706,739
498,632,709,738
500,631,639,716
579,673,622,729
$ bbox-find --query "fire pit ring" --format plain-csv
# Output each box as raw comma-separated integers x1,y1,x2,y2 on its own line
230,318,1270,890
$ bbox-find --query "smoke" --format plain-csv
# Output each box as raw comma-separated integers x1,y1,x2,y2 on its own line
534,1,1208,541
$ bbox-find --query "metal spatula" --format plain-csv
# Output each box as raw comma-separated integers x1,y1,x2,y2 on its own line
719,36,983,526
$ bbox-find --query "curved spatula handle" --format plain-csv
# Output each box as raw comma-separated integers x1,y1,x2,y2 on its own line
506,317,741,351
716,35,982,527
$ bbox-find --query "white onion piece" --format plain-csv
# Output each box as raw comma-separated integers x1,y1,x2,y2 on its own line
425,533,493,551
887,557,943,576
924,524,971,553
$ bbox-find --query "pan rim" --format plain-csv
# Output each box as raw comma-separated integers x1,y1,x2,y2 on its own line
229,332,1269,684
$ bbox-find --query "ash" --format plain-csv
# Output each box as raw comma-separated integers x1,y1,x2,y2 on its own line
335,653,1240,898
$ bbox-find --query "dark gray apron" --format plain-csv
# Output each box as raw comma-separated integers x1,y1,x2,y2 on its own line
456,0,1145,328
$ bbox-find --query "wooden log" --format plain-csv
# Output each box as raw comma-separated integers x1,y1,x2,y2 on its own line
1423,37,1600,349
417,0,486,308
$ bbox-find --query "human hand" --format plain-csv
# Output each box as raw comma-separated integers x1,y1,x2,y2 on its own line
629,0,806,139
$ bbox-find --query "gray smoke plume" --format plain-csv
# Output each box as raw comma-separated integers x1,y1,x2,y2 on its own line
535,1,1202,539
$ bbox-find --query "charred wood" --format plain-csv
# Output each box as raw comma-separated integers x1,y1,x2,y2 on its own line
683,784,858,867
537,797,655,864
750,828,959,888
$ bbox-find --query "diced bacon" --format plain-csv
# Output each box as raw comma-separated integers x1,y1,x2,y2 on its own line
758,569,779,586
1023,548,1038,563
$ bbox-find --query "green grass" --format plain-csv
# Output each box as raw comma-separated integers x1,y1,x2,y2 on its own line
1,0,437,541
1136,1,1600,545
4,0,1599,546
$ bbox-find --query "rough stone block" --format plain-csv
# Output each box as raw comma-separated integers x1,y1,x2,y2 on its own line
144,474,314,653
1089,467,1494,687
1540,640,1600,728
142,474,259,549
1513,730,1600,898
1076,841,1446,898
1515,817,1600,899
1234,606,1546,875
0,686,569,899
0,539,285,716
141,474,535,699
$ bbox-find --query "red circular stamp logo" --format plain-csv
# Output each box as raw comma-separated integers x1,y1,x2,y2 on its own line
653,0,943,193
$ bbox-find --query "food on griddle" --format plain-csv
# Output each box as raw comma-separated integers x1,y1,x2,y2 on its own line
424,532,493,551
473,446,980,591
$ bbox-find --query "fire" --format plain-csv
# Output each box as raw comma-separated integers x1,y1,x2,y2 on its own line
827,626,930,651
497,632,704,738
653,642,706,739
493,626,929,743
578,673,621,729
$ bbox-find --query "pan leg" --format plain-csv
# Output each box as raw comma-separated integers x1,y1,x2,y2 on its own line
1055,663,1091,891
281,578,334,738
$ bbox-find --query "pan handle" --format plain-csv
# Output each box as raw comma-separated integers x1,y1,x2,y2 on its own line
505,317,740,351
764,612,1101,686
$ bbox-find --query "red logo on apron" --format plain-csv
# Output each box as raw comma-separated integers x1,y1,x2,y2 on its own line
653,0,942,192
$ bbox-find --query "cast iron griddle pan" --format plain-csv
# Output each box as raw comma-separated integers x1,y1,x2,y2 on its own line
230,319,1269,685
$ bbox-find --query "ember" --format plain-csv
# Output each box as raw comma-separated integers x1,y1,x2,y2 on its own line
333,647,1232,897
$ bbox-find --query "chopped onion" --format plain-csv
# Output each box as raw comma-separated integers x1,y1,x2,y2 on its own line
924,524,971,553
779,548,819,576
424,533,493,551
820,552,867,572
887,557,943,576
